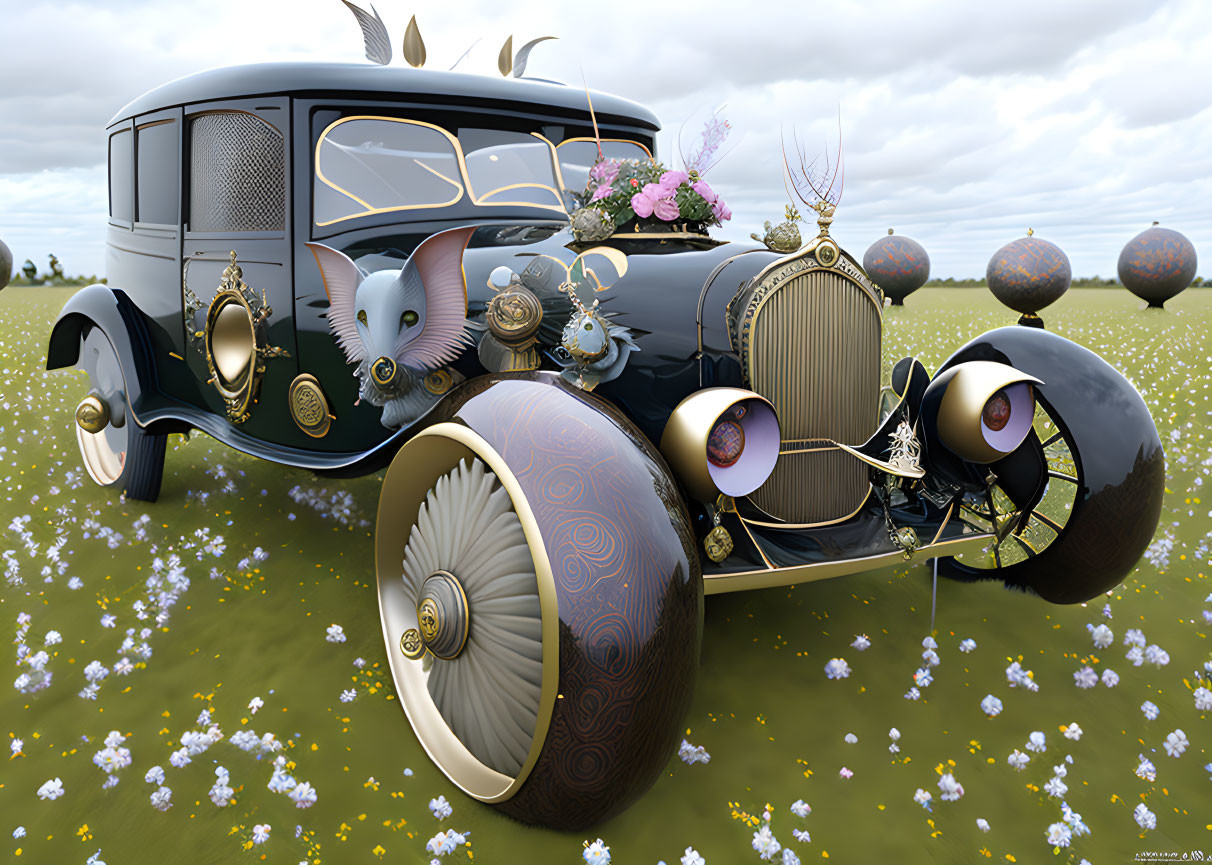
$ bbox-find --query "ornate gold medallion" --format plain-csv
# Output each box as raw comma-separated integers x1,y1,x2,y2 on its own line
417,597,440,644
288,374,333,438
400,628,425,660
703,525,734,563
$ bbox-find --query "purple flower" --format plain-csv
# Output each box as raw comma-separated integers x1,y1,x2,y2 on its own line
631,182,679,221
659,169,689,190
691,178,732,222
590,185,614,202
692,179,715,201
713,199,732,222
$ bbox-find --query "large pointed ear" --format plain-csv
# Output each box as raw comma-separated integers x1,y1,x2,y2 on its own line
306,242,367,364
395,226,476,370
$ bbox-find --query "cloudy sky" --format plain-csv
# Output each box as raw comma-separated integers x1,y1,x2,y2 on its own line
1,0,1209,279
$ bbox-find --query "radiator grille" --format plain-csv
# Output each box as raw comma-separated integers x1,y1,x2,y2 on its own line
743,265,881,524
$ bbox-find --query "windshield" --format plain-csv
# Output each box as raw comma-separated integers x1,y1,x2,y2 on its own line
314,116,652,227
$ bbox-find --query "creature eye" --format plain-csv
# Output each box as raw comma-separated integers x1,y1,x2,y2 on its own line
401,310,419,329
357,310,367,326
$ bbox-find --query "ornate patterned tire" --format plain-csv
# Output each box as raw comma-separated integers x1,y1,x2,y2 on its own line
937,327,1165,603
74,323,166,502
375,373,701,829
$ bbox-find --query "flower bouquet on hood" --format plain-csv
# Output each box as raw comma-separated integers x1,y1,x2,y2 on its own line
570,159,732,242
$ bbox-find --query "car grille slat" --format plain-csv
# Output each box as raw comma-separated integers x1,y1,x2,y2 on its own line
739,260,881,524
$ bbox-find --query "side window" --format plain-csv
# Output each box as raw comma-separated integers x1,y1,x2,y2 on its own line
108,129,134,222
136,120,179,226
189,111,284,232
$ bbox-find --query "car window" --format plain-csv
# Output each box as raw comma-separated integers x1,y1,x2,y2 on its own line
189,111,285,233
109,129,134,222
556,138,653,194
136,119,178,226
314,117,465,227
458,129,562,209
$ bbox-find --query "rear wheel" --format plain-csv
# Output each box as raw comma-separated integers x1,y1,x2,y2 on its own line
74,325,165,501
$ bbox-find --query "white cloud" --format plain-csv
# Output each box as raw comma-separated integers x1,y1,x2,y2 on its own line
0,0,1208,278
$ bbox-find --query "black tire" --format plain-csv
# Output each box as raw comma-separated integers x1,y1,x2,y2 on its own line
75,324,166,502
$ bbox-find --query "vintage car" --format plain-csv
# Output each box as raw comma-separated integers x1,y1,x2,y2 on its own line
47,61,1165,830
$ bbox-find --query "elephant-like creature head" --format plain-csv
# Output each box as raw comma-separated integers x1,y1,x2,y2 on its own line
306,226,475,428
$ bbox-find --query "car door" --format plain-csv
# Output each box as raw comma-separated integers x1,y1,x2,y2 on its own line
181,97,298,441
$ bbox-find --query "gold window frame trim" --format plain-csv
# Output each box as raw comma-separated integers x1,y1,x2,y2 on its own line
314,116,467,226
314,118,574,227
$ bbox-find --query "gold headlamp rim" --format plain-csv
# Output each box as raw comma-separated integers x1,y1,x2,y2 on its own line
936,361,1043,464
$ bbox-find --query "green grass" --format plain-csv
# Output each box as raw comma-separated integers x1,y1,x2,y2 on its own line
1,285,1209,864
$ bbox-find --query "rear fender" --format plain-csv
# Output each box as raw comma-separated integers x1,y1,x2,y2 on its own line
47,285,158,423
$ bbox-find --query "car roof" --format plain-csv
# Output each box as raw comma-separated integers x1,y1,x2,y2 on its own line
108,61,661,132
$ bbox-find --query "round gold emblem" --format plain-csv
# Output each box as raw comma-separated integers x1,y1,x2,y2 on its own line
400,628,425,660
486,284,542,342
288,374,332,438
423,369,454,395
816,239,839,267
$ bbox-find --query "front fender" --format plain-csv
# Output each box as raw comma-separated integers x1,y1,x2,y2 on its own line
46,285,159,423
938,326,1165,603
418,371,702,828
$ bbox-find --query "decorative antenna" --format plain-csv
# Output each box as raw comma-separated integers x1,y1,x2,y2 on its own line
782,111,845,237
341,0,392,65
402,15,426,67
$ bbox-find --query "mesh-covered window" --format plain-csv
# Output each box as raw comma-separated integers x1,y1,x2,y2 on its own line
189,112,284,232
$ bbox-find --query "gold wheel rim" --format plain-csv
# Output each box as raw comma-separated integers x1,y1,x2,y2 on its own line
374,423,559,803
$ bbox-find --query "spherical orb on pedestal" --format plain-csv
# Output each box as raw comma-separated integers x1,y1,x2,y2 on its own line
0,238,12,290
986,232,1071,321
862,229,930,305
1117,224,1197,309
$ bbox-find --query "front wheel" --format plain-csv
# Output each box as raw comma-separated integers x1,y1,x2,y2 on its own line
938,326,1165,603
376,374,702,829
74,324,165,501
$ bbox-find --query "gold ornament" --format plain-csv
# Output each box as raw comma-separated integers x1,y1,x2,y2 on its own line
400,628,425,660
703,525,734,563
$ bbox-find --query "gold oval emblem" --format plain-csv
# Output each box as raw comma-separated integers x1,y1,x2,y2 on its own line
399,628,425,660
288,374,332,438
816,240,839,267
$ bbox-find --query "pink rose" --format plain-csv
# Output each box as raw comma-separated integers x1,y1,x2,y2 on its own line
631,182,680,221
591,184,614,201
659,169,689,191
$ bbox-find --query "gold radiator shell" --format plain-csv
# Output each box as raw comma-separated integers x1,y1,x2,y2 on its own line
730,249,882,524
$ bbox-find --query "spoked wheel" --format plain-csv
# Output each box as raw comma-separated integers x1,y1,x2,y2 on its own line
376,425,558,810
951,400,1079,570
74,324,165,501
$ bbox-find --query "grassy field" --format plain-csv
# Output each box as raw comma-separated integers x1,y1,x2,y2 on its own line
1,285,1209,864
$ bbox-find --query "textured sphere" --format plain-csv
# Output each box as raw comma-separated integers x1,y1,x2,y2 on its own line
986,235,1071,315
863,232,930,305
0,237,11,290
706,418,744,467
1117,225,1197,309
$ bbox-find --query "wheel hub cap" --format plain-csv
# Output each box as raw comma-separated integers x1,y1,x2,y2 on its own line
403,570,469,661
75,395,110,433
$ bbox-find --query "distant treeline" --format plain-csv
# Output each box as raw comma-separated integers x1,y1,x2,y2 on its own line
924,276,1208,288
7,254,105,287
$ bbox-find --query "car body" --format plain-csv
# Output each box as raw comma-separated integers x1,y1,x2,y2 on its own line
48,61,1165,829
